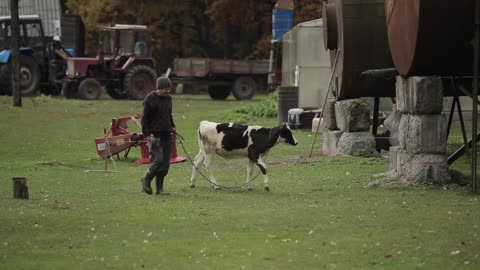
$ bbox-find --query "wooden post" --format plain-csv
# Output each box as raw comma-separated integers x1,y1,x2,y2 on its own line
11,0,21,107
104,128,108,171
13,177,29,199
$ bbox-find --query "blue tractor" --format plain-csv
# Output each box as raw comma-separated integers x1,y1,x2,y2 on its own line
0,15,72,96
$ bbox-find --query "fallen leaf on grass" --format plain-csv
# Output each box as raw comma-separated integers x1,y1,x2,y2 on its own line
450,250,461,255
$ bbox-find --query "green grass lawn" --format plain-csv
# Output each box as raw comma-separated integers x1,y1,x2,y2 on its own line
0,94,479,270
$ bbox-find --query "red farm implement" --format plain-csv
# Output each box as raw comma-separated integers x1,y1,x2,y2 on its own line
94,114,186,164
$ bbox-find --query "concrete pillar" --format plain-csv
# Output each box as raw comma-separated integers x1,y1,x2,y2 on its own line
390,76,451,184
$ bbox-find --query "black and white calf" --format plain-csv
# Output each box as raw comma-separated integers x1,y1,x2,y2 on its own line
190,121,298,191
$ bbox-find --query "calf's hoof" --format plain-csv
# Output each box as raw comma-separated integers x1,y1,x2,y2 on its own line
190,184,196,188
212,185,221,190
264,186,270,192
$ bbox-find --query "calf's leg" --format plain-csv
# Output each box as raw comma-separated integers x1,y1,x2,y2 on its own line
249,150,269,192
204,154,220,189
190,151,205,188
246,160,255,190
256,157,269,192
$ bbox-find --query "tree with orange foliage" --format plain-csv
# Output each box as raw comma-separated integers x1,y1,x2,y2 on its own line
66,0,323,71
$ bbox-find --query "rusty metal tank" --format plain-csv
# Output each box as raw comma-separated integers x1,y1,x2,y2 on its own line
385,0,475,76
322,0,395,100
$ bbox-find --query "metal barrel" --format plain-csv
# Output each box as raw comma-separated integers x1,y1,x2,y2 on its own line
277,86,298,124
386,0,475,76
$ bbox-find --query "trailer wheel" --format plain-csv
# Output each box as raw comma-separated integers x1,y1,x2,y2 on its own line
78,78,102,100
208,86,231,100
124,65,157,100
62,80,78,99
232,76,256,100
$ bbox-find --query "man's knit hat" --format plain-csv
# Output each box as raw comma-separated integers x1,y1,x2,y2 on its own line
156,76,172,90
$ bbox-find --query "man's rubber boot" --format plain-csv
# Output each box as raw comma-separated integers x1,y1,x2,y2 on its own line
155,177,170,195
156,189,170,196
142,176,153,195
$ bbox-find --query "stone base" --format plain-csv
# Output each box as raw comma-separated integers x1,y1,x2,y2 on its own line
323,98,337,130
398,114,447,154
402,154,451,185
389,146,451,185
334,99,370,132
396,76,443,114
337,132,376,157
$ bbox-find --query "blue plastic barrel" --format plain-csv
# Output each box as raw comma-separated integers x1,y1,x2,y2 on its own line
272,9,294,41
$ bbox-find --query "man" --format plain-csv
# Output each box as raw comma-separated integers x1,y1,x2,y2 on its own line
140,76,175,195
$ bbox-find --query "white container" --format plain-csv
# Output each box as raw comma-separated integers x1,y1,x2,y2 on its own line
311,117,324,134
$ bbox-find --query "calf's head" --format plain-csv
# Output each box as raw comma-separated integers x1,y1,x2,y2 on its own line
279,123,298,146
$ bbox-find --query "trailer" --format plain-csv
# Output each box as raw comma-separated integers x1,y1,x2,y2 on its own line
168,58,270,100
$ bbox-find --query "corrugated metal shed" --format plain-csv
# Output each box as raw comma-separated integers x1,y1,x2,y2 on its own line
0,0,62,37
282,19,332,109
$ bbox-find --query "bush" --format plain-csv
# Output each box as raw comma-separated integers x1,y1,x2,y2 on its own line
224,92,278,123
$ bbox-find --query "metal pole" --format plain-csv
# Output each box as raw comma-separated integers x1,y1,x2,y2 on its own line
372,96,380,136
472,0,480,193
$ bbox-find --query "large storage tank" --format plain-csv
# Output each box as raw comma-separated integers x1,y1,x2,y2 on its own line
385,0,475,76
323,0,395,100
282,19,331,109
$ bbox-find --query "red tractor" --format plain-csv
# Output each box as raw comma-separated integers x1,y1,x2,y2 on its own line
62,24,157,100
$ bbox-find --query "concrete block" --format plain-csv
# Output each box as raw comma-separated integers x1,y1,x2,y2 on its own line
398,114,447,154
402,154,451,185
389,146,413,176
334,99,370,132
383,104,402,146
337,132,376,157
323,98,337,130
322,129,343,156
396,76,444,114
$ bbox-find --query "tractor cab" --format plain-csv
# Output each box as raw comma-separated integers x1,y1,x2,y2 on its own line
0,15,46,61
64,24,156,100
0,15,70,96
99,24,152,68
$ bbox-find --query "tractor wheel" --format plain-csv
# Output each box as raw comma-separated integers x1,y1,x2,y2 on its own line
19,55,41,96
78,78,102,100
62,80,78,99
105,82,128,99
124,65,157,100
208,85,231,100
232,76,256,100
0,55,41,96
